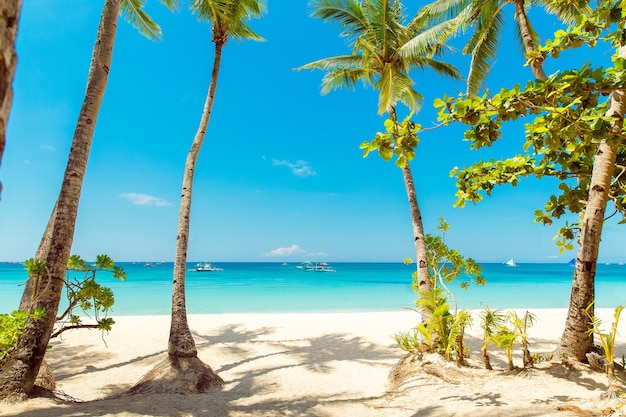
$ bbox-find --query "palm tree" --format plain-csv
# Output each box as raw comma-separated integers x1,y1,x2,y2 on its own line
0,0,22,200
0,0,176,401
129,0,265,394
418,0,586,93
298,0,461,301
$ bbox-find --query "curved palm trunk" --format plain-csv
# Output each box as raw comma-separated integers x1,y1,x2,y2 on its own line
0,0,22,198
0,0,119,401
19,202,57,310
130,40,224,395
554,46,626,361
512,0,546,81
401,164,431,294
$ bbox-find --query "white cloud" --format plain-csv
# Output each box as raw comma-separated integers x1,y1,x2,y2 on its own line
120,193,172,207
262,244,305,257
272,159,316,177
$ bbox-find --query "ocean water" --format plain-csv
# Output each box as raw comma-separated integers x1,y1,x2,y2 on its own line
1,262,625,315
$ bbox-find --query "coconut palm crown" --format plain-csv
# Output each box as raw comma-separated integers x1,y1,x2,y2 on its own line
191,0,265,45
298,0,461,116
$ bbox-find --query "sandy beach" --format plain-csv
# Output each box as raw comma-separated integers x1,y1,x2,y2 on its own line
2,309,625,416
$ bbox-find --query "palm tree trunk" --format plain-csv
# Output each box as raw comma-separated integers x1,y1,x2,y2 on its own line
554,45,626,361
401,164,431,294
512,0,546,81
0,0,22,198
0,0,119,401
129,39,224,395
168,41,223,358
19,201,57,311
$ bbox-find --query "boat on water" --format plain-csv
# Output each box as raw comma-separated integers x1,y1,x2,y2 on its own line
505,258,517,267
295,261,311,269
300,261,336,272
195,262,223,272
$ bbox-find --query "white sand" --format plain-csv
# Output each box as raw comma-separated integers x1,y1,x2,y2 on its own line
2,309,625,416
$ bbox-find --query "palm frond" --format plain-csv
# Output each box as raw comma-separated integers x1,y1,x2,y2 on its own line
321,67,377,94
399,17,460,59
464,4,505,94
309,0,368,40
414,57,462,80
295,54,367,72
121,0,162,41
412,0,472,27
366,0,407,53
533,0,589,23
159,0,181,11
377,64,421,114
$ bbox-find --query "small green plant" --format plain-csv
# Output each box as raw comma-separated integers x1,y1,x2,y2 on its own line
0,308,46,367
585,303,625,398
394,329,423,354
478,306,505,370
397,219,482,365
511,310,537,368
491,323,517,370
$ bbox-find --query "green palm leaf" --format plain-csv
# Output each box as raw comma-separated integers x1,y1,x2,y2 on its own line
309,0,368,40
121,0,179,41
464,2,505,94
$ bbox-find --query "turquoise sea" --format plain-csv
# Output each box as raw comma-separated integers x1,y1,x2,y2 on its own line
1,262,625,315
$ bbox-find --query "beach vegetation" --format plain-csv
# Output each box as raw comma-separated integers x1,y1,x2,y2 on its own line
511,310,537,368
0,0,178,402
398,219,480,366
298,0,464,321
129,0,265,395
434,0,626,362
51,254,126,338
0,309,46,369
1,254,123,370
478,306,505,370
491,323,517,370
584,303,625,398
489,311,536,370
396,290,473,365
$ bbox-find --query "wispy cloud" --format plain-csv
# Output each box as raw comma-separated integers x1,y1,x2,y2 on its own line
272,159,316,177
120,193,172,207
262,244,305,257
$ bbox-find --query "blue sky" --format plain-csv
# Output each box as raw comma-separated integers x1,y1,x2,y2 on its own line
0,1,623,263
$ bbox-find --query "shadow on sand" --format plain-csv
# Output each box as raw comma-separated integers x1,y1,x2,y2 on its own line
5,323,400,417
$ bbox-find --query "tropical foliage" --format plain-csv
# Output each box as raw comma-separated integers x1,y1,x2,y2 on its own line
434,0,626,360
1,255,125,368
397,219,481,365
585,304,625,398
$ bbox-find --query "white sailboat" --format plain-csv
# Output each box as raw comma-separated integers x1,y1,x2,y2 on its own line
505,258,517,267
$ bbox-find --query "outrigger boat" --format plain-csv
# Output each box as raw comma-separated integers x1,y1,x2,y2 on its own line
195,262,223,272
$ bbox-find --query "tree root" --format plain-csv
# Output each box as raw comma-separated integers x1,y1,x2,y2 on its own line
128,354,223,395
